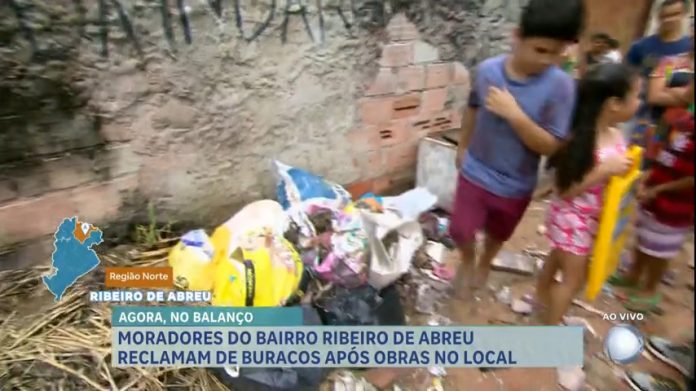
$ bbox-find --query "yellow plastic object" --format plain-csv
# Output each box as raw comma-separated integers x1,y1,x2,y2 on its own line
168,235,215,292
210,224,303,307
586,146,643,301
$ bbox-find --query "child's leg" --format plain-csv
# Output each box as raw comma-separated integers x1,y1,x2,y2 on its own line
473,235,505,289
611,212,650,287
622,247,649,286
536,250,560,309
625,210,689,310
449,175,488,299
640,252,669,297
477,193,532,288
545,251,588,325
453,243,476,298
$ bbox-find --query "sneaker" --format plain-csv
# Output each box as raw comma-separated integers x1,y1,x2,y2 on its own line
646,336,693,377
624,371,684,391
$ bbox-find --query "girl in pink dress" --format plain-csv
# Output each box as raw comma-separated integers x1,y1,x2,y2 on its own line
536,63,642,325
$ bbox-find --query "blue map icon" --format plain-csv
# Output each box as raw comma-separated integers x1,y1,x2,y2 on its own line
42,217,103,301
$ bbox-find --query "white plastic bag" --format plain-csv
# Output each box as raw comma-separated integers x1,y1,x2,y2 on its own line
381,187,438,221
361,188,436,290
361,209,424,290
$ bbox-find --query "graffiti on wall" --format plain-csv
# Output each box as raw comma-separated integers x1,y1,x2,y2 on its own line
7,0,398,62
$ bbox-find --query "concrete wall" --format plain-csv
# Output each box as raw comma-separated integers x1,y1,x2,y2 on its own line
0,0,526,266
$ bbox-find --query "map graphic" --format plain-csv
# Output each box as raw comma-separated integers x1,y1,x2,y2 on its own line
43,217,103,301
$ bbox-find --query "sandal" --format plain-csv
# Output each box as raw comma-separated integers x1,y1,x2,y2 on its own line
607,274,641,289
622,293,662,313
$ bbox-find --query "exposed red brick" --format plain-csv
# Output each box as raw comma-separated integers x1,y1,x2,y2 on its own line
379,43,413,68
393,93,421,111
452,62,470,86
397,66,425,92
413,41,439,64
392,93,421,119
421,111,454,134
376,119,413,147
386,15,420,42
352,149,385,177
425,63,451,89
366,68,398,96
346,126,381,152
384,142,419,173
359,97,393,125
411,114,434,136
421,88,448,114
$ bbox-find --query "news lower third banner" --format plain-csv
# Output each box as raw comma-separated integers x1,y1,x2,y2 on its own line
112,307,583,368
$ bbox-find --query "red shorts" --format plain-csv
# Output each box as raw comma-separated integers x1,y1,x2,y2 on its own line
449,175,531,244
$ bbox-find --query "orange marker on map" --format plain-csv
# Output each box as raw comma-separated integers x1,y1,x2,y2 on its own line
74,220,96,243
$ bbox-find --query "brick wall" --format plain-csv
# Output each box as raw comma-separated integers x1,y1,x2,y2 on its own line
2,0,500,270
345,15,470,198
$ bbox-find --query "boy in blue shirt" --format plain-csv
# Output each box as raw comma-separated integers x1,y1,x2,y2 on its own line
451,0,584,299
625,0,692,150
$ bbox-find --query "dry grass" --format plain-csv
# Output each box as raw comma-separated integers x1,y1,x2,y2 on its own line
0,238,230,391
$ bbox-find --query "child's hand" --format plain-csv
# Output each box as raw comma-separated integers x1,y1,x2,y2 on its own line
485,87,521,119
601,155,633,177
637,185,659,203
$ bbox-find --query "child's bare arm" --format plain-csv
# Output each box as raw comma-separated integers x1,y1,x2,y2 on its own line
557,166,610,199
455,107,478,165
504,110,564,155
647,76,689,106
558,154,633,199
485,82,574,156
650,177,695,194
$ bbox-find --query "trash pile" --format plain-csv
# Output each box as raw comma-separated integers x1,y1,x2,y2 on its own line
166,161,449,389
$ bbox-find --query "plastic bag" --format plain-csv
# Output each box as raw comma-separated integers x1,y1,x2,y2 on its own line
314,284,406,326
359,188,435,290
211,306,329,390
168,229,216,291
273,160,351,211
210,200,303,307
309,206,369,288
361,209,424,290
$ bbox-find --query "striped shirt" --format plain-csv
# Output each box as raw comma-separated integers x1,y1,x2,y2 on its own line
644,106,695,227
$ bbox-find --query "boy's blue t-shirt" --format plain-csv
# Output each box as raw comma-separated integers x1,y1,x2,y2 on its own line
461,55,576,198
625,35,692,77
625,35,692,146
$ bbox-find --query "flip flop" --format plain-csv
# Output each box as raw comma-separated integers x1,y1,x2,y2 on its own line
607,274,641,289
622,293,662,314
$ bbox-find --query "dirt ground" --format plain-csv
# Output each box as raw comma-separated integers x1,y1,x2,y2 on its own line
372,199,695,391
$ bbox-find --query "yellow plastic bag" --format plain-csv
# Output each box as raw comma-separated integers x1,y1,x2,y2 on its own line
586,146,643,301
209,200,303,307
168,229,216,291
211,237,303,307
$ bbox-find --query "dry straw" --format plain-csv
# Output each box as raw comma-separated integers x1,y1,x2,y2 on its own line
0,238,229,390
